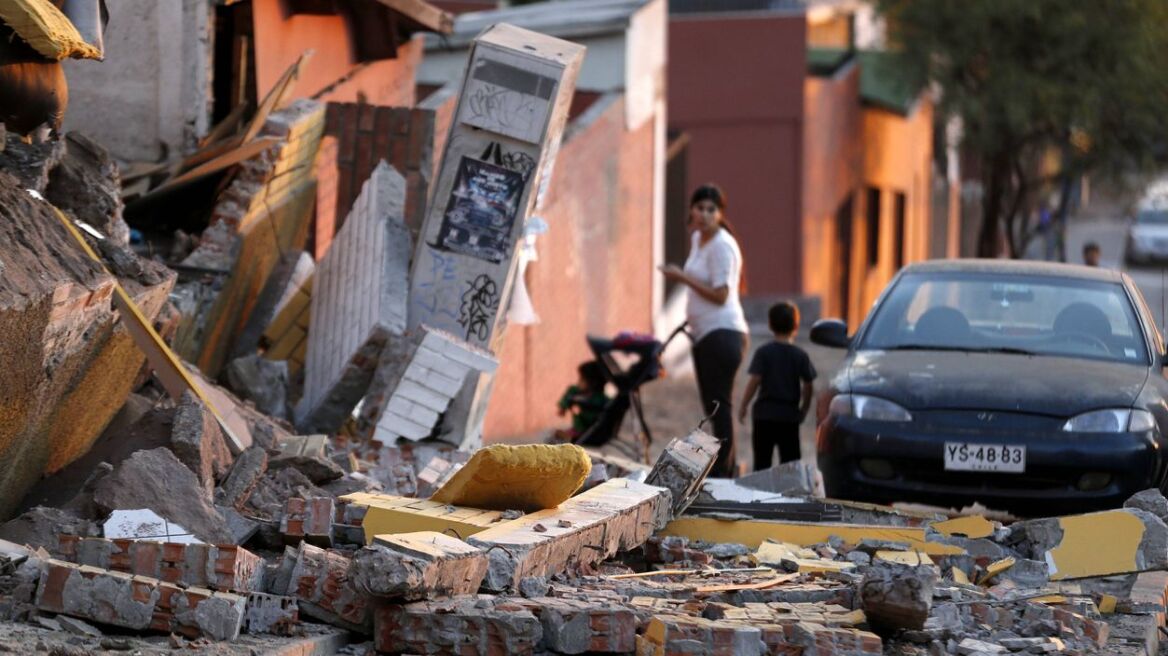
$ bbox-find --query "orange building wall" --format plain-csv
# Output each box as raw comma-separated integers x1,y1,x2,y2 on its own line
252,0,420,107
802,64,862,320
855,99,936,320
483,95,656,439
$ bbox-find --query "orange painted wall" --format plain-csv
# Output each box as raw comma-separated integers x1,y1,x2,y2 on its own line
856,98,936,319
483,95,656,439
668,13,807,296
802,64,862,319
252,0,420,107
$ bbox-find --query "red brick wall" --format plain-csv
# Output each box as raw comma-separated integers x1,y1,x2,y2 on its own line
322,103,436,244
483,94,656,439
669,13,807,296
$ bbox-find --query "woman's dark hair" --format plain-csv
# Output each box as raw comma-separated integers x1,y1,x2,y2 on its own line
690,183,748,294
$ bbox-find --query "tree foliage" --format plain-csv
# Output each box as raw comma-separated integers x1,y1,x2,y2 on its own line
878,0,1168,257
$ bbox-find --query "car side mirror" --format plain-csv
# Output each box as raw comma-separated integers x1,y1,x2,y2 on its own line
810,318,851,349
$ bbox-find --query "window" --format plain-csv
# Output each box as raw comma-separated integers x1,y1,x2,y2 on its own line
894,192,906,269
866,187,880,269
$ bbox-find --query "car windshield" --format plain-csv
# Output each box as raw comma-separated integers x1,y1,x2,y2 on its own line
860,272,1149,365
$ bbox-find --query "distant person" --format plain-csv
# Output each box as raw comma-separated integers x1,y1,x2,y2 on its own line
554,361,609,442
1083,242,1102,267
738,302,816,471
658,183,748,478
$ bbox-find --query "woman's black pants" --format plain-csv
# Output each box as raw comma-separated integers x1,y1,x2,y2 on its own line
691,328,746,477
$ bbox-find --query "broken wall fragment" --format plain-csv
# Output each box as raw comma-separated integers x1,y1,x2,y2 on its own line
409,25,586,449
295,161,412,433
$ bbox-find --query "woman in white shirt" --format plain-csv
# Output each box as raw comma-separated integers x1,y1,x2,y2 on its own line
659,184,749,477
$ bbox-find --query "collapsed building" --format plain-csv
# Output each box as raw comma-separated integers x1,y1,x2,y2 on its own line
4,2,1168,656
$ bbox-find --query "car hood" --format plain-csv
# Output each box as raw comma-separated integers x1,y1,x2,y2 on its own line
848,350,1149,416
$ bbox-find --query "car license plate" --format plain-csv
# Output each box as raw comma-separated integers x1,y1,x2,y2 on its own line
944,442,1025,473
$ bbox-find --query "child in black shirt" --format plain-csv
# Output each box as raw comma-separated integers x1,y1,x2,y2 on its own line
738,302,816,471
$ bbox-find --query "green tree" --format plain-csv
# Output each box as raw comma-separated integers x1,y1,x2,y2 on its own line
877,0,1168,258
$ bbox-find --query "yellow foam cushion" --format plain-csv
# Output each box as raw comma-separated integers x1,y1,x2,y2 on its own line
0,0,101,60
430,444,592,512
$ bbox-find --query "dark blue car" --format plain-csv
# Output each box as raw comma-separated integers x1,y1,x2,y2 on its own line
811,259,1168,515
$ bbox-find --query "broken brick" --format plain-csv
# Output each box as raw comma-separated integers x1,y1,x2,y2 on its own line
349,531,486,601
467,479,672,592
373,596,542,655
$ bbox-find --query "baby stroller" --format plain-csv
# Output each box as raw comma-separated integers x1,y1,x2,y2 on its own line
571,323,690,463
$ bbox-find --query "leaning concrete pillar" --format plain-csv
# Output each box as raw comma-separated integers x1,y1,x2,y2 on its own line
408,24,585,449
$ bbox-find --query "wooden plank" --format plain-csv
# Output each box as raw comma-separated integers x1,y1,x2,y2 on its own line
370,0,453,34
145,137,281,198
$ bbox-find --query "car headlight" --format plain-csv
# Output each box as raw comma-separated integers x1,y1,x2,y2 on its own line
1062,409,1156,433
828,394,913,422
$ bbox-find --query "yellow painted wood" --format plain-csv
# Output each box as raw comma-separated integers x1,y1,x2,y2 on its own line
339,492,504,544
875,550,933,566
663,517,967,556
430,444,592,512
1046,511,1145,581
931,515,996,539
977,557,1016,585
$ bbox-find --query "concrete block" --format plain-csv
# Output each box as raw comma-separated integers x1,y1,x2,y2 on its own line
350,531,486,600
94,449,233,544
215,446,269,510
286,543,370,633
296,161,412,433
243,592,299,636
511,597,640,653
860,562,937,634
640,614,766,656
225,354,290,419
468,479,672,592
36,559,246,640
281,497,336,547
373,596,542,655
171,390,234,493
60,536,265,594
430,443,592,512
645,430,720,517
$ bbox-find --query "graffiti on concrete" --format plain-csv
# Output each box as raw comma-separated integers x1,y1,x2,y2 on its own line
458,274,500,342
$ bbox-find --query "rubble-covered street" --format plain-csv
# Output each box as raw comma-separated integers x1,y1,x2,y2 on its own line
5,0,1168,655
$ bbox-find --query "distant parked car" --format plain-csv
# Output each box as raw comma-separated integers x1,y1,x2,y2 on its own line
1125,181,1168,265
811,259,1168,515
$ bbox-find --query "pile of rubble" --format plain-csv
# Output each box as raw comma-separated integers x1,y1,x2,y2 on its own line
5,8,1168,656
0,423,1167,655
